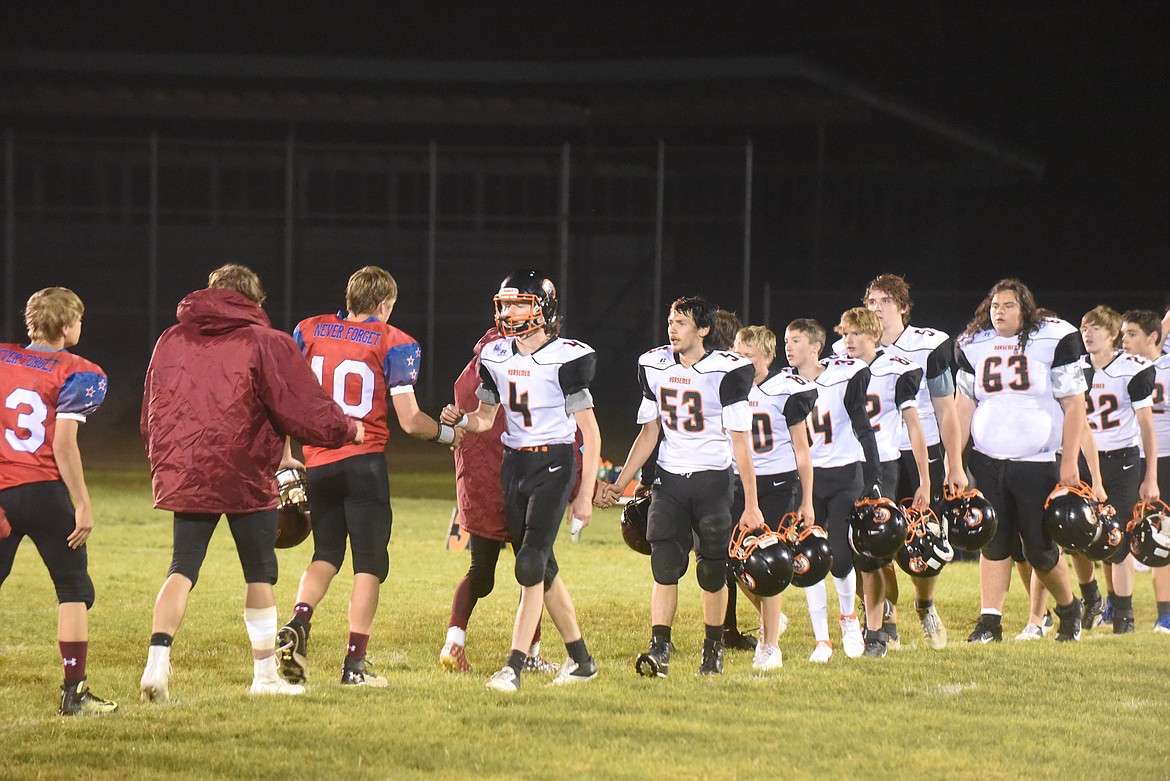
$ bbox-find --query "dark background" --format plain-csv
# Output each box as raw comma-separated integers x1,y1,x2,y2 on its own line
2,2,1167,465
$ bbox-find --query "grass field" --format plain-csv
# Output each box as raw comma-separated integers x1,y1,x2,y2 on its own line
3,469,1169,781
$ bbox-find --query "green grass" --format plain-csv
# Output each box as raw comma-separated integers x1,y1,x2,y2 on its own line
3,470,1170,780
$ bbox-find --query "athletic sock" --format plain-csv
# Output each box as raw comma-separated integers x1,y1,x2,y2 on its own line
565,638,590,666
1157,601,1170,617
704,624,722,644
292,602,314,624
59,641,87,683
652,624,671,644
1113,595,1133,612
507,649,526,676
915,598,933,611
445,626,467,647
347,632,370,661
150,632,174,647
1080,580,1100,601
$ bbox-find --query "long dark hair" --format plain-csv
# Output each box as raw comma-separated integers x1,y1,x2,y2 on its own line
961,278,1044,352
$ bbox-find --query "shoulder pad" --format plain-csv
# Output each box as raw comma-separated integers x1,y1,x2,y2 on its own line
479,338,513,363
694,350,749,373
896,325,949,350
532,337,595,365
639,345,675,369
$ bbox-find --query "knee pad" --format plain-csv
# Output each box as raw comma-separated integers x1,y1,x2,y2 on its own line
696,557,728,593
1025,546,1060,573
514,546,551,588
650,541,689,585
54,573,95,609
352,548,390,583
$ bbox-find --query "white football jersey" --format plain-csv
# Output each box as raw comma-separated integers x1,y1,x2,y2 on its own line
1151,353,1170,456
885,325,952,450
1083,351,1156,452
733,370,818,476
793,358,873,469
864,350,924,462
477,336,595,449
638,346,754,473
957,318,1086,462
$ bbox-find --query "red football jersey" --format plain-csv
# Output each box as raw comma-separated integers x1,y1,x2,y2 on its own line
293,313,421,468
0,343,107,490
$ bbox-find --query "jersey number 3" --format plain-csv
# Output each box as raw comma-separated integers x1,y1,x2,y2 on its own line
981,355,1030,393
4,389,49,453
660,388,703,432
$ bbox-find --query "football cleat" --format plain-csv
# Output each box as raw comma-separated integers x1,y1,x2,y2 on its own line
139,648,172,703
1081,589,1104,628
1096,597,1114,629
523,654,560,675
276,623,308,684
698,641,724,675
840,614,865,658
918,605,947,650
341,655,388,687
1054,599,1083,643
549,657,598,685
486,666,520,692
635,638,674,678
60,679,118,716
721,628,758,652
809,641,833,663
966,615,1003,644
1042,611,1055,632
862,629,888,658
1113,609,1135,635
440,641,472,673
752,643,783,671
1153,614,1170,634
250,676,305,696
1015,623,1045,641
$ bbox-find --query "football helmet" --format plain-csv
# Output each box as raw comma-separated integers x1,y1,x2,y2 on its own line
1081,503,1125,563
938,486,998,552
1128,500,1170,568
494,270,558,337
848,493,907,560
620,489,653,556
728,525,793,597
274,468,312,549
1042,482,1101,553
895,506,954,578
778,514,832,588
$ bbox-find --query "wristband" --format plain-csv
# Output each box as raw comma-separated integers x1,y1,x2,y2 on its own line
456,413,469,428
435,423,456,446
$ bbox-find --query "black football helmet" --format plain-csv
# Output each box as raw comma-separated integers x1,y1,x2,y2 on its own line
620,489,652,556
1081,503,1126,563
494,270,558,337
274,468,312,549
895,506,954,578
778,514,832,588
1128,500,1170,568
1043,482,1101,553
729,525,793,597
938,486,998,552
848,494,907,560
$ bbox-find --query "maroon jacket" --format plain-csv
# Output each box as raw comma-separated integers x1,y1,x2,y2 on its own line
142,288,356,514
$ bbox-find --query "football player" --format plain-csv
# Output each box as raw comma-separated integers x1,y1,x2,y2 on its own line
860,274,966,650
1119,309,1168,632
784,318,882,660
1065,306,1158,635
275,267,459,688
600,296,764,677
140,265,362,701
0,288,117,715
442,270,600,692
956,279,1087,643
836,307,931,657
727,325,818,669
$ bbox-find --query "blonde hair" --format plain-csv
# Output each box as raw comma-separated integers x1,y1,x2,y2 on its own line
836,307,882,341
736,325,777,359
346,266,398,316
25,287,84,342
786,319,826,350
1082,305,1122,349
208,264,266,305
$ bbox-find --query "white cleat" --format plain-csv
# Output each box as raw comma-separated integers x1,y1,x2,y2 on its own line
808,641,833,663
918,605,948,650
752,643,783,671
486,666,519,693
249,676,305,696
140,651,172,703
840,614,865,658
1015,623,1045,641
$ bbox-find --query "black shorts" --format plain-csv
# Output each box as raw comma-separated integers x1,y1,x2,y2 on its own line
1079,446,1140,565
170,510,280,586
308,452,392,579
812,462,863,578
970,451,1060,571
0,481,95,607
647,467,734,562
897,443,945,505
500,444,575,558
732,471,798,532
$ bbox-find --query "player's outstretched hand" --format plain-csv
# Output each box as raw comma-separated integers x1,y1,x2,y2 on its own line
595,483,620,508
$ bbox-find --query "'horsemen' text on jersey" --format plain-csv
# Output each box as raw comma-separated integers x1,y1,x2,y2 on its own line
735,370,818,476
637,346,754,473
956,318,1087,462
1082,351,1156,452
865,350,924,462
0,343,107,491
294,312,422,468
477,336,596,449
790,358,873,469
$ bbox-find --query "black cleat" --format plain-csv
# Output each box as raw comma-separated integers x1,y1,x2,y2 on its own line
1054,599,1083,642
1113,609,1135,635
966,615,1003,644
721,628,758,652
276,622,309,684
59,678,118,716
698,640,724,675
340,654,388,687
1081,591,1104,629
635,638,674,678
862,629,888,658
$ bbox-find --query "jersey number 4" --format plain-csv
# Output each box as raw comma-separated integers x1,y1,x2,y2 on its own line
660,388,703,432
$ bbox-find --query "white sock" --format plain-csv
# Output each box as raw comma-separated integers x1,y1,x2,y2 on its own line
835,570,857,616
804,580,830,642
253,655,279,681
527,640,540,658
244,606,278,653
446,626,467,646
146,644,170,668
981,608,1002,616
